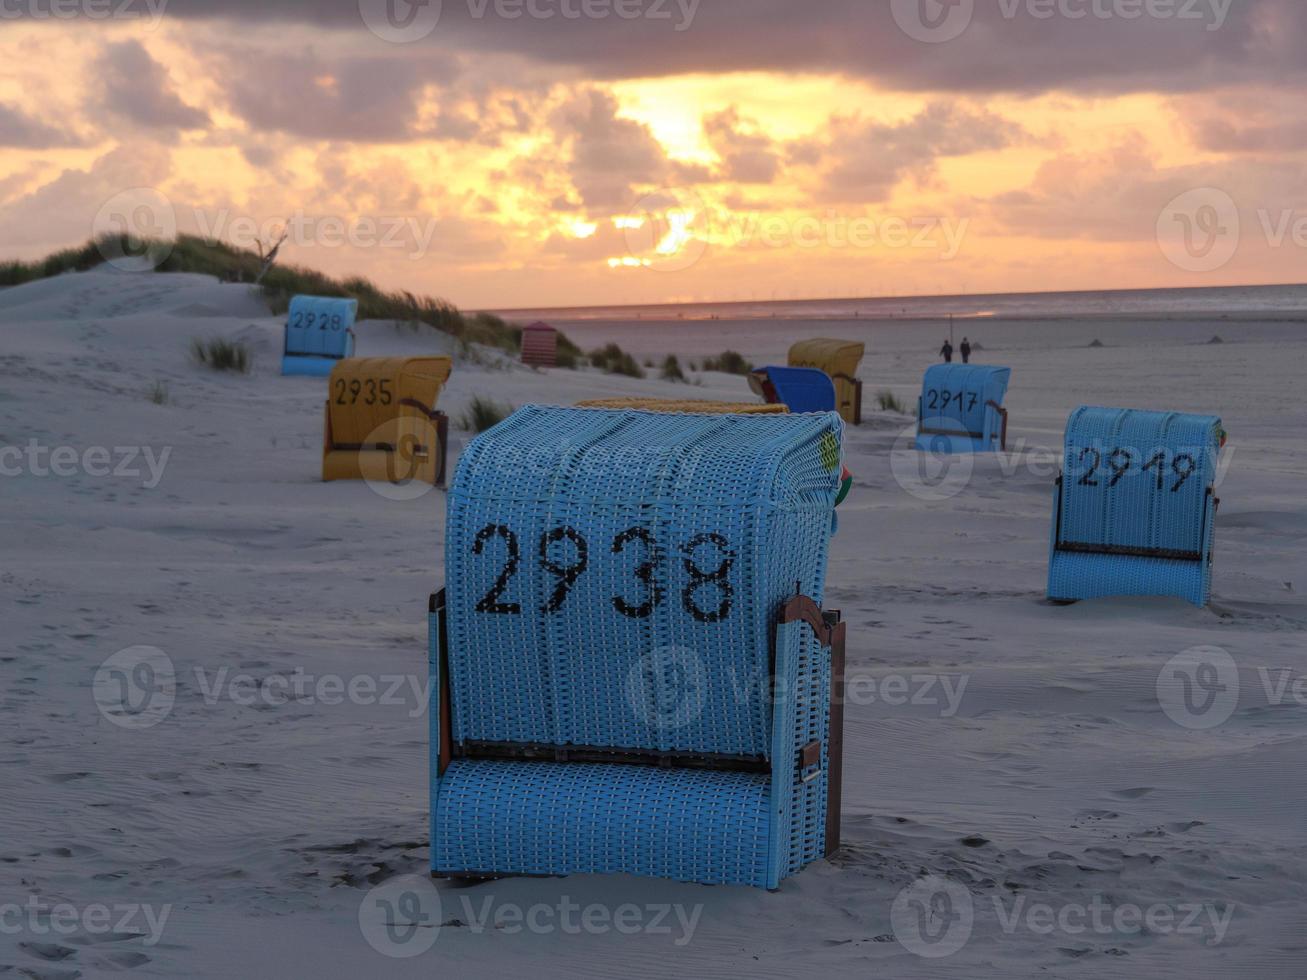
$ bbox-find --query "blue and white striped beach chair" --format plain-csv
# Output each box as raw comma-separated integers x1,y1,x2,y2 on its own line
280,295,357,377
430,406,848,889
915,364,1011,453
1048,407,1224,608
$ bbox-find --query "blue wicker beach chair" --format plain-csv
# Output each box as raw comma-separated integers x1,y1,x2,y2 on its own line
1048,407,1224,608
748,366,837,415
430,406,848,889
915,364,1012,453
281,295,357,377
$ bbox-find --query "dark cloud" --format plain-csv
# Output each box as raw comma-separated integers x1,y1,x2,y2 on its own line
0,103,80,148
803,102,1023,202
552,89,676,211
704,108,780,184
98,40,210,131
51,0,1307,95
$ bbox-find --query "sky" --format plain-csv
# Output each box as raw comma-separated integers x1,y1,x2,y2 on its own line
1,0,1306,310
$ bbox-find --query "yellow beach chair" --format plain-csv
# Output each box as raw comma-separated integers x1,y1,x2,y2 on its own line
323,357,452,487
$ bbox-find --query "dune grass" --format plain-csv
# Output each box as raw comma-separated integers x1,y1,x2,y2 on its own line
660,354,686,382
146,380,170,405
459,394,514,433
701,350,752,375
589,343,645,378
876,390,908,414
192,337,251,374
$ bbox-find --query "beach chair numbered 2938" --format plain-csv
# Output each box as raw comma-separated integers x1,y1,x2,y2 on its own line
915,364,1012,454
1048,407,1224,608
429,406,848,889
281,295,357,377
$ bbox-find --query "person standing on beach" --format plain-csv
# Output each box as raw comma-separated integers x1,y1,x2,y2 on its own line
940,339,954,363
960,337,972,364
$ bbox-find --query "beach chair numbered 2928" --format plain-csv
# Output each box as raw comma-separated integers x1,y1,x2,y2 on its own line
280,295,357,377
1048,407,1224,608
429,406,849,889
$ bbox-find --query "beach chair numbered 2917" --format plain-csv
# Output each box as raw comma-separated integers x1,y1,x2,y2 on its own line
429,406,849,889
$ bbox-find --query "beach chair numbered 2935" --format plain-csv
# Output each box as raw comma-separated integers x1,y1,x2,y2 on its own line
915,364,1012,454
281,295,357,377
429,406,848,889
322,357,451,488
1048,407,1225,608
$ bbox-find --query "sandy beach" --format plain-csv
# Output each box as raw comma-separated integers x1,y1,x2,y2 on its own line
0,266,1304,977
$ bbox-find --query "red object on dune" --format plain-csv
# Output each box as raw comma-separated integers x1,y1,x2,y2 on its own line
521,321,558,368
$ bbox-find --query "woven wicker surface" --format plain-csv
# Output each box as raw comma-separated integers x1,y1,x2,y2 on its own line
575,397,787,414
788,338,864,379
445,405,842,756
325,357,451,446
284,295,357,358
916,364,1012,452
1048,406,1222,606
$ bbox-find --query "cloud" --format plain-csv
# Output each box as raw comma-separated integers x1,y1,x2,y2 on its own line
98,40,210,131
0,145,174,255
551,89,679,211
0,103,81,148
60,0,1307,96
803,102,1023,202
703,107,780,184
